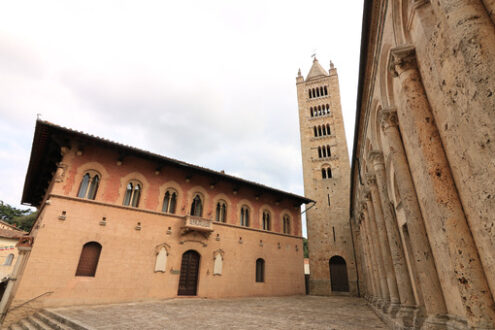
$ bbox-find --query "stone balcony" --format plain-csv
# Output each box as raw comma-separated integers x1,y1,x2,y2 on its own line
181,215,214,237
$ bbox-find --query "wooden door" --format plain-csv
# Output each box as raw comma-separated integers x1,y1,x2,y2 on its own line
329,256,349,292
178,250,200,296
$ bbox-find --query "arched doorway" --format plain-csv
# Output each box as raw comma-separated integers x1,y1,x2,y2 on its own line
178,250,200,296
329,256,349,292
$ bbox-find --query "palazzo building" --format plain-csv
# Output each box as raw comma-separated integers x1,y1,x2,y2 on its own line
296,59,357,296
0,120,311,326
351,0,495,329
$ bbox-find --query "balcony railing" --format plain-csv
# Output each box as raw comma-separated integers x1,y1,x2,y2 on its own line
183,215,214,234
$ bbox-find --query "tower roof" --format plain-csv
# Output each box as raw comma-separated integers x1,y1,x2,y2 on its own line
306,58,328,80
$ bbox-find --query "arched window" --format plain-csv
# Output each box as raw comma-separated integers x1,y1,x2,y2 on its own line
312,88,315,97
327,168,333,178
240,206,250,227
314,126,317,137
322,146,327,158
316,88,320,97
327,145,331,157
326,124,331,135
262,210,271,231
4,253,14,266
322,125,327,136
324,86,328,95
75,242,102,277
190,194,203,217
308,90,312,98
162,189,178,214
318,147,322,158
123,181,141,207
320,87,324,96
215,200,227,223
256,258,265,282
326,104,330,114
283,215,291,234
318,126,322,136
77,172,100,200
322,169,327,179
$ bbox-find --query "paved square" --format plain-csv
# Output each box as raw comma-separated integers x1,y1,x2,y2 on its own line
50,296,387,330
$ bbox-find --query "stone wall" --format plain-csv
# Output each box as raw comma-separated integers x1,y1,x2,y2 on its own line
351,0,495,329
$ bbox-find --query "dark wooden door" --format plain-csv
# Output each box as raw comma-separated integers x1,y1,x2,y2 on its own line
178,250,200,296
329,256,349,292
76,242,102,277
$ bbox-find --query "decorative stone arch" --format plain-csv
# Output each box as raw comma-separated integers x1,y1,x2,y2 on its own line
186,186,209,217
236,199,254,227
369,102,385,155
377,43,395,108
119,171,150,206
259,204,275,231
70,161,109,198
157,180,183,213
211,193,233,223
154,243,171,273
385,155,400,207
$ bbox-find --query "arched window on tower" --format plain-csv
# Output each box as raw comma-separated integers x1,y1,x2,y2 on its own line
316,88,320,97
314,126,318,137
312,88,316,98
310,107,313,117
190,194,203,217
215,200,227,223
327,168,333,178
326,124,331,135
320,87,324,96
318,146,322,158
327,145,331,157
322,146,327,158
308,90,312,98
123,181,141,207
318,126,322,136
324,86,328,95
322,169,327,179
322,125,327,136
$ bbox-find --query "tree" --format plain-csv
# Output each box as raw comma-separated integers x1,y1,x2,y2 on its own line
0,201,37,232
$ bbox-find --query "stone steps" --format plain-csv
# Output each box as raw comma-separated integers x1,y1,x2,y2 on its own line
8,310,88,330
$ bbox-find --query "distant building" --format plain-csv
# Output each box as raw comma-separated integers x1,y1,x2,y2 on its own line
1,120,311,326
296,59,357,296
0,223,27,280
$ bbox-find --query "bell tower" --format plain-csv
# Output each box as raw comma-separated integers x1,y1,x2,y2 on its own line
296,58,357,295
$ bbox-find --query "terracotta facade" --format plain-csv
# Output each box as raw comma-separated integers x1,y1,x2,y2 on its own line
1,121,310,326
351,1,495,329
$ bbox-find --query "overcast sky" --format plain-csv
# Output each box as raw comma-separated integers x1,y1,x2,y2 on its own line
0,1,364,236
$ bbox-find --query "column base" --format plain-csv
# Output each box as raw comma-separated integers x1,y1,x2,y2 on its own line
421,314,470,330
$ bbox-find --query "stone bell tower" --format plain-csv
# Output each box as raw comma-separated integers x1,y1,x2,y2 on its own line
296,58,357,295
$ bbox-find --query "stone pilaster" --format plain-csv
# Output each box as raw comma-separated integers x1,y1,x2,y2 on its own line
379,108,449,329
358,216,373,299
369,151,416,326
360,208,379,300
366,174,400,314
364,193,390,307
389,45,495,329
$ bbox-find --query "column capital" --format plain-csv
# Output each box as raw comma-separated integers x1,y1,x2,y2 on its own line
364,190,372,201
368,151,385,166
366,174,377,186
378,107,399,131
360,201,368,211
388,45,417,77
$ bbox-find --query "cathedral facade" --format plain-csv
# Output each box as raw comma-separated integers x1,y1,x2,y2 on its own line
351,0,495,329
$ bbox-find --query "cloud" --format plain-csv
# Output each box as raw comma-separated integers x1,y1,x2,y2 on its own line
0,0,364,236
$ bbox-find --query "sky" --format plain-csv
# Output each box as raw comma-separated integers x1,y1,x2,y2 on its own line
0,0,364,236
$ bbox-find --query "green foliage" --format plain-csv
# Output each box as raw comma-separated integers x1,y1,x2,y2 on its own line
303,238,309,258
0,201,37,232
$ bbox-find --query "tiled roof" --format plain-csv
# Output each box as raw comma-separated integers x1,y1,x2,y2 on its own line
22,120,313,206
0,228,27,239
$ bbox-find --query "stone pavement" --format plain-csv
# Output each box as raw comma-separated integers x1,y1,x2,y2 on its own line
49,296,388,330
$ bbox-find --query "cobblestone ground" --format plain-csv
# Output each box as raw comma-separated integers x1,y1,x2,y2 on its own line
50,296,387,330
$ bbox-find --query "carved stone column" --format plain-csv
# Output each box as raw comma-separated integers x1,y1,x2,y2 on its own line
366,175,401,313
369,151,415,304
379,108,449,328
389,45,495,329
364,192,390,306
359,214,375,300
422,0,495,299
369,151,416,326
360,207,380,301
